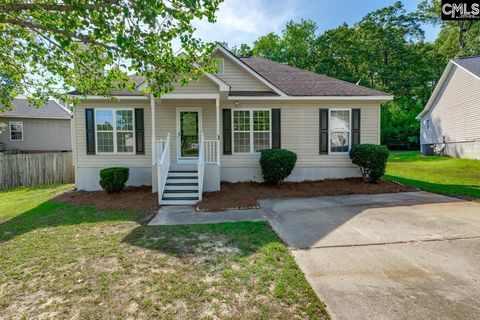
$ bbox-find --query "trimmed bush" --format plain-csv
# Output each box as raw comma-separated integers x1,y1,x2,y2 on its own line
260,149,297,185
99,167,129,192
349,144,389,183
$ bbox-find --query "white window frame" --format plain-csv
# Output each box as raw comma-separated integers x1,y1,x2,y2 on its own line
232,108,272,154
94,108,135,155
9,121,23,141
216,58,225,76
328,108,351,155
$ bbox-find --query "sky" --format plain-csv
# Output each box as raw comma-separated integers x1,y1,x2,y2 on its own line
192,0,439,47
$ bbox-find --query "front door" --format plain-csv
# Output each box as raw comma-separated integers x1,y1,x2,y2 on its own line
177,109,201,162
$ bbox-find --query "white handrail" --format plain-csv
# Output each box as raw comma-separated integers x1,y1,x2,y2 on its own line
157,133,170,204
197,132,205,201
203,139,220,165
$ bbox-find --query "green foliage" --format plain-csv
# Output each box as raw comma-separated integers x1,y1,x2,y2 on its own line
0,0,222,111
242,2,448,150
350,144,390,183
260,149,297,185
99,167,129,192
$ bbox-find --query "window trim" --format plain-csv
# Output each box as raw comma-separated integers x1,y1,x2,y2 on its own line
9,121,24,141
94,108,135,155
328,108,351,155
232,108,272,154
216,58,225,76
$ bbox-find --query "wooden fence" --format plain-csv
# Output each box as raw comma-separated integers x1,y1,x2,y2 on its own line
0,152,74,190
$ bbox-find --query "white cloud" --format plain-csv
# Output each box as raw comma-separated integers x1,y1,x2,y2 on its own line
193,0,302,46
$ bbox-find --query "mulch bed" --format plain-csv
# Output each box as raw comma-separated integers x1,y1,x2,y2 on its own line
53,179,414,213
53,186,160,212
197,178,415,211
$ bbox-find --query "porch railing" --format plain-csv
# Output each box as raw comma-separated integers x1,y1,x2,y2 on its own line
156,133,170,204
197,133,205,201
203,138,220,165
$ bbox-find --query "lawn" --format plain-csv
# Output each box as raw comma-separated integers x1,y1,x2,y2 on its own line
0,185,328,319
385,151,480,200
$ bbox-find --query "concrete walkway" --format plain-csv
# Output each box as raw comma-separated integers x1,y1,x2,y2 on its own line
148,206,265,225
260,191,480,320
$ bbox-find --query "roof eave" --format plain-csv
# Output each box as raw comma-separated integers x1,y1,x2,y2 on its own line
228,95,393,101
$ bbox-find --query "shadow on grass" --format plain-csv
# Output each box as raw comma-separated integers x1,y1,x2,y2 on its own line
385,175,480,199
388,152,451,163
122,221,279,257
0,201,147,243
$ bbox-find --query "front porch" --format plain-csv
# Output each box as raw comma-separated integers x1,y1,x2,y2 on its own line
150,94,222,205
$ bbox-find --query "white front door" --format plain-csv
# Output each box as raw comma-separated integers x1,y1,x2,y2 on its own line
176,108,202,163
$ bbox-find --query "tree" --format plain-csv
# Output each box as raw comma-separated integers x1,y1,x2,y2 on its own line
0,0,222,111
418,0,480,56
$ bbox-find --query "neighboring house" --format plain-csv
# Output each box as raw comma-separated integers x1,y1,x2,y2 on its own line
70,45,392,205
0,98,72,153
417,56,480,160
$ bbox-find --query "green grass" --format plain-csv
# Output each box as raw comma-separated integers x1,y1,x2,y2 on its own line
0,185,328,319
385,151,480,199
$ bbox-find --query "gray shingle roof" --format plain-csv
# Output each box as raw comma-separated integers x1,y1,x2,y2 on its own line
453,56,480,78
1,99,72,119
240,57,390,96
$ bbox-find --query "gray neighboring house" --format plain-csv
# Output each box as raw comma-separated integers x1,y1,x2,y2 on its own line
0,98,72,153
417,56,480,160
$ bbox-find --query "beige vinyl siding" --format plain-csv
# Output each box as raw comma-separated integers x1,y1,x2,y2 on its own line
220,101,381,168
421,65,480,144
155,100,217,162
212,52,271,92
171,76,219,94
0,117,71,151
73,100,151,168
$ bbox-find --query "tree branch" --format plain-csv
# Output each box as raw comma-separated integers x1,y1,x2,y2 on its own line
0,1,120,13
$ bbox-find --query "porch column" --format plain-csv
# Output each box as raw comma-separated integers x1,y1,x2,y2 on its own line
150,94,158,193
215,96,221,165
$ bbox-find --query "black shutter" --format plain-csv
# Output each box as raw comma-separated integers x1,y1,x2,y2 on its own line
85,108,95,155
319,108,329,154
352,108,361,145
222,109,232,155
272,109,281,149
135,108,145,155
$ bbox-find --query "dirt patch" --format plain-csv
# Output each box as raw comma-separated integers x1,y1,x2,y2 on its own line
198,178,415,211
53,186,159,212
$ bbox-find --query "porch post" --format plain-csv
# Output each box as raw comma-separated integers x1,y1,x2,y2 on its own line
215,96,221,165
150,94,157,193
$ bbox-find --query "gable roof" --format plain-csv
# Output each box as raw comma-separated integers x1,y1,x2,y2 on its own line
240,57,390,97
452,56,480,78
1,98,72,119
417,56,480,119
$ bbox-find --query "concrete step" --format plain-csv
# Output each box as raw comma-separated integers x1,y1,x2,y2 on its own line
161,198,199,206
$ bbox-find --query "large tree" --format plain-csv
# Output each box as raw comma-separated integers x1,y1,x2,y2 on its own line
0,0,222,111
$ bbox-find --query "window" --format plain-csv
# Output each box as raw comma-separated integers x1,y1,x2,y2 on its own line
10,121,23,141
233,109,270,153
216,58,224,75
95,109,134,153
426,119,430,130
329,109,350,153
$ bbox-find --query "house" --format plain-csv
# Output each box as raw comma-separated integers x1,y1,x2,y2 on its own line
0,98,72,153
417,56,480,160
70,45,392,205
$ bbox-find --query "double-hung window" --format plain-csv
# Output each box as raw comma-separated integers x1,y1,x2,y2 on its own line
95,109,134,154
329,109,350,153
233,109,271,153
10,121,23,141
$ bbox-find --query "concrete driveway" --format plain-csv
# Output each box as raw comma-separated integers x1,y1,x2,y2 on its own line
259,192,480,320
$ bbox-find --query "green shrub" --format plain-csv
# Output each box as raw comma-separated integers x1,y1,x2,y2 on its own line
260,149,297,185
99,167,129,192
349,144,389,183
